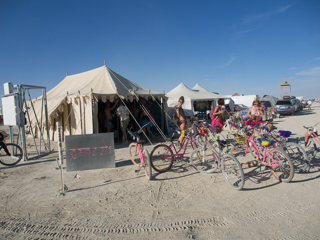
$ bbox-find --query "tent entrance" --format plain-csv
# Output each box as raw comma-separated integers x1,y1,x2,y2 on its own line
96,97,167,143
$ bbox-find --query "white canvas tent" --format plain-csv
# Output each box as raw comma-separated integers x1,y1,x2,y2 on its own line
28,65,166,141
191,84,234,111
166,83,232,117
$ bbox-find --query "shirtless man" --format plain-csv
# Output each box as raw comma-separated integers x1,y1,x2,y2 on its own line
104,99,119,132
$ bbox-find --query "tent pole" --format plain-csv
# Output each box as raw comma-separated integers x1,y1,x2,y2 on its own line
43,88,51,151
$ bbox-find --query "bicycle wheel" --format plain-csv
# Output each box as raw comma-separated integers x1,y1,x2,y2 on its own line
0,143,23,166
307,138,318,158
189,137,198,150
221,154,245,190
150,144,174,172
196,134,207,147
268,148,294,183
143,149,152,180
231,143,257,167
285,142,310,172
129,143,141,166
189,147,218,173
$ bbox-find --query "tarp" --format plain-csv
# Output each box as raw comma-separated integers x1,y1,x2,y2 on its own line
28,65,166,141
260,95,278,107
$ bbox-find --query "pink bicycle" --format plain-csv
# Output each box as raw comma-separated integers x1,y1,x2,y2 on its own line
237,125,294,182
150,128,198,172
303,122,320,159
128,128,152,180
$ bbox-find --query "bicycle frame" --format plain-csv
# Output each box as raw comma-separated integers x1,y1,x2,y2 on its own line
245,135,280,168
135,144,145,166
199,123,233,153
128,128,146,166
168,133,198,160
305,129,320,148
203,136,221,163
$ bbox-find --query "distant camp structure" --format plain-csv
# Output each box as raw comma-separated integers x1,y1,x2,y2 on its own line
280,79,291,99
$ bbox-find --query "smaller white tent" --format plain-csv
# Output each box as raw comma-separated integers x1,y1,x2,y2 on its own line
166,83,232,117
192,84,234,111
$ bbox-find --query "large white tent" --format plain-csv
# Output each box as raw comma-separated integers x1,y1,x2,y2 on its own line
28,65,166,141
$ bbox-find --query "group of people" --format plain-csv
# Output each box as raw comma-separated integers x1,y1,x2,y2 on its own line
210,99,264,131
174,96,265,144
99,98,155,143
101,95,267,144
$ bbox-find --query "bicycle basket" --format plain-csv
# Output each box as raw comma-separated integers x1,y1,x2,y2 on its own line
232,132,247,144
201,128,209,136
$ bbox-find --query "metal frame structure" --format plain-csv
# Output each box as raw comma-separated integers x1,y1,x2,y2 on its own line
280,79,291,99
3,83,50,161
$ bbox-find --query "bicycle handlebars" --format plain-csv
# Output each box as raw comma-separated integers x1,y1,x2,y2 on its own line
303,121,320,129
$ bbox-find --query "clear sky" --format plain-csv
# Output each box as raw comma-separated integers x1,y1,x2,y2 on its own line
1,0,319,100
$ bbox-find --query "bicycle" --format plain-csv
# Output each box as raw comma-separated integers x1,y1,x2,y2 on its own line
195,121,234,154
261,126,310,173
225,118,258,167
234,125,294,182
190,124,245,190
0,132,23,166
232,122,310,173
128,128,152,180
303,122,320,159
149,127,198,173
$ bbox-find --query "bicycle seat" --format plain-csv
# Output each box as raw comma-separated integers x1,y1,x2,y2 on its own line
278,130,292,138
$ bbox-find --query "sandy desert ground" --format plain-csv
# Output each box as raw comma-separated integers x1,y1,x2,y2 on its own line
0,103,320,240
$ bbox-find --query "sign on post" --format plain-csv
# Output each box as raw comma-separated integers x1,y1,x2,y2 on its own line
65,133,115,172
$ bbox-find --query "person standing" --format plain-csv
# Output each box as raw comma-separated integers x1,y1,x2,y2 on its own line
138,106,154,138
308,99,312,110
175,96,186,145
210,98,225,133
116,103,130,143
104,99,119,132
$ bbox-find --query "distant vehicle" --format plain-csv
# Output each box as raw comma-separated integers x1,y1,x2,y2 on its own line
234,104,250,112
295,99,303,111
292,99,300,112
274,100,295,116
301,100,308,108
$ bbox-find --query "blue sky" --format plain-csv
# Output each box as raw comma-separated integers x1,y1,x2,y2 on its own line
1,0,319,100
